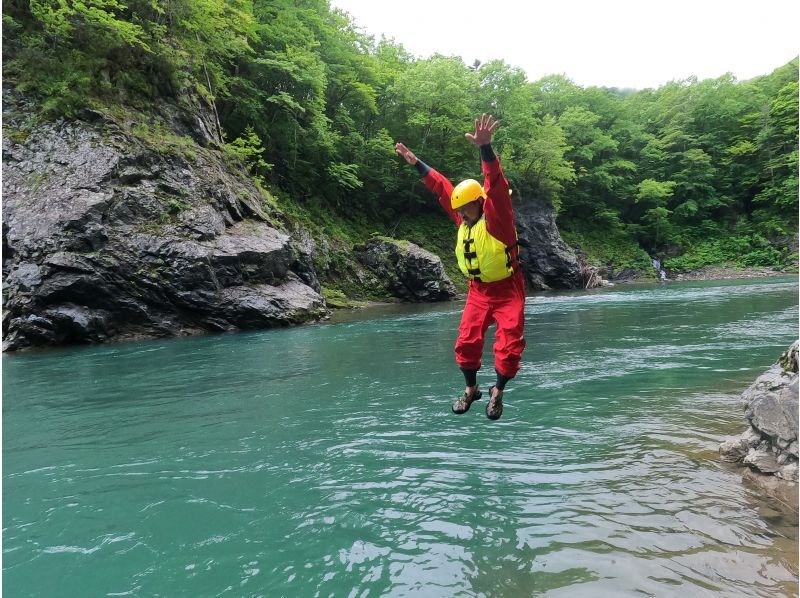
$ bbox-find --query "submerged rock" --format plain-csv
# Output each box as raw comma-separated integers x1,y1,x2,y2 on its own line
354,237,457,302
720,341,799,483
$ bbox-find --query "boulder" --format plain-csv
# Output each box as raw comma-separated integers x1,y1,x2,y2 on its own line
513,195,583,291
2,86,327,351
719,426,761,462
744,374,798,446
354,237,457,302
719,342,799,483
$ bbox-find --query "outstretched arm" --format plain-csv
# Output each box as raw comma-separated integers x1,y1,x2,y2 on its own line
465,112,499,148
394,142,420,167
465,114,515,246
395,142,460,225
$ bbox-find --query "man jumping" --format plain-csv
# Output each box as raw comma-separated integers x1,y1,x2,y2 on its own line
395,114,525,420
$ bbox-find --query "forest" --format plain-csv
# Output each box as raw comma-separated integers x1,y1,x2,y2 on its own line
4,0,798,273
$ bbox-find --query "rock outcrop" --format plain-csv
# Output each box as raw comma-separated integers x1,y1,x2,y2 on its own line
513,195,584,291
353,237,457,302
2,88,328,351
719,341,799,483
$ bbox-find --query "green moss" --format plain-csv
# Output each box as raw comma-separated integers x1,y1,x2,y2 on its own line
321,286,367,309
4,126,30,145
255,181,279,211
91,102,199,161
96,253,120,268
129,121,196,157
136,222,166,235
30,172,48,194
370,235,410,250
167,198,192,215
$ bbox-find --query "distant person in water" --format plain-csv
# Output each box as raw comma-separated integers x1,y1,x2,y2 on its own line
395,114,525,420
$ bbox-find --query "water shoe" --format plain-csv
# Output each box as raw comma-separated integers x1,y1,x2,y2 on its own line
486,386,503,420
452,390,482,414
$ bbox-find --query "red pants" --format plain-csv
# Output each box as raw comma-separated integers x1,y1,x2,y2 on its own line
455,270,526,378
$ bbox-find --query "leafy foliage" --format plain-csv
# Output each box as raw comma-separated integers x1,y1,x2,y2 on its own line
3,1,797,273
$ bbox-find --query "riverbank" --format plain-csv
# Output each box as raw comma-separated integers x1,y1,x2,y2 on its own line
329,266,796,311
669,265,796,281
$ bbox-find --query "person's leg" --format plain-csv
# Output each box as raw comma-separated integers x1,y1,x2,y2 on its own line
455,288,494,376
460,366,478,393
487,278,526,419
452,288,494,413
494,370,513,391
452,366,480,414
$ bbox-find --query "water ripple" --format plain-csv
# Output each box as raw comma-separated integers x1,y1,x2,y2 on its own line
3,278,797,596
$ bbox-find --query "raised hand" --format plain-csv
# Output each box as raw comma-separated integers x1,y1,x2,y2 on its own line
465,113,499,146
394,142,418,165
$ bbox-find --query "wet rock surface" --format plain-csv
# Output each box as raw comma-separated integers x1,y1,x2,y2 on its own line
720,341,799,484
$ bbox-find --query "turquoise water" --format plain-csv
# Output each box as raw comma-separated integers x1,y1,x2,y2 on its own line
3,277,798,597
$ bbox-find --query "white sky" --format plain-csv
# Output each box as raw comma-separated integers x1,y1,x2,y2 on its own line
330,0,799,89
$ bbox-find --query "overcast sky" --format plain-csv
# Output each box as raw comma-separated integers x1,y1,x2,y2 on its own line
329,0,799,89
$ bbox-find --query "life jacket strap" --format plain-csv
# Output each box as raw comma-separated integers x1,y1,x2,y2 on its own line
504,240,521,271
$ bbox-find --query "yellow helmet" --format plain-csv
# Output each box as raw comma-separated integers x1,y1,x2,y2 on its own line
451,179,487,210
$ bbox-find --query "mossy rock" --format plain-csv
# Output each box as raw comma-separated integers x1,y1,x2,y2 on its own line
322,286,367,309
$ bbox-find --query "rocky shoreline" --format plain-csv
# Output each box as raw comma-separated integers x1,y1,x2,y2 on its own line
669,265,794,281
720,342,799,486
2,87,586,352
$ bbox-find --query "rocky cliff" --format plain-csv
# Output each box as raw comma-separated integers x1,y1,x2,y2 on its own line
2,89,584,351
2,88,331,351
353,237,457,302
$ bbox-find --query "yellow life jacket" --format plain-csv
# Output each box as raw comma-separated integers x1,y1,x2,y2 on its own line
455,217,517,282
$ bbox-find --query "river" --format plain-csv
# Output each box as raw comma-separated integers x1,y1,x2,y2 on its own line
3,277,798,596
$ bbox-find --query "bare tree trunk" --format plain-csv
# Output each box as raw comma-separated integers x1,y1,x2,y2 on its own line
197,33,224,144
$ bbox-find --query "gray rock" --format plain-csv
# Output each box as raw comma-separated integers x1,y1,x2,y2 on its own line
777,463,799,483
719,436,752,462
779,340,799,373
513,195,583,291
743,445,781,473
2,86,327,351
217,274,327,328
743,352,798,445
354,237,457,302
6,262,42,290
720,342,799,483
288,228,322,293
719,428,761,462
177,205,227,240
788,441,798,458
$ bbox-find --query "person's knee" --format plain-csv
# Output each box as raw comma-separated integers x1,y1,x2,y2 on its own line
495,331,525,353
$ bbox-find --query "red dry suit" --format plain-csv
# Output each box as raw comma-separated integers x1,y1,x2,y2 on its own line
421,155,526,378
